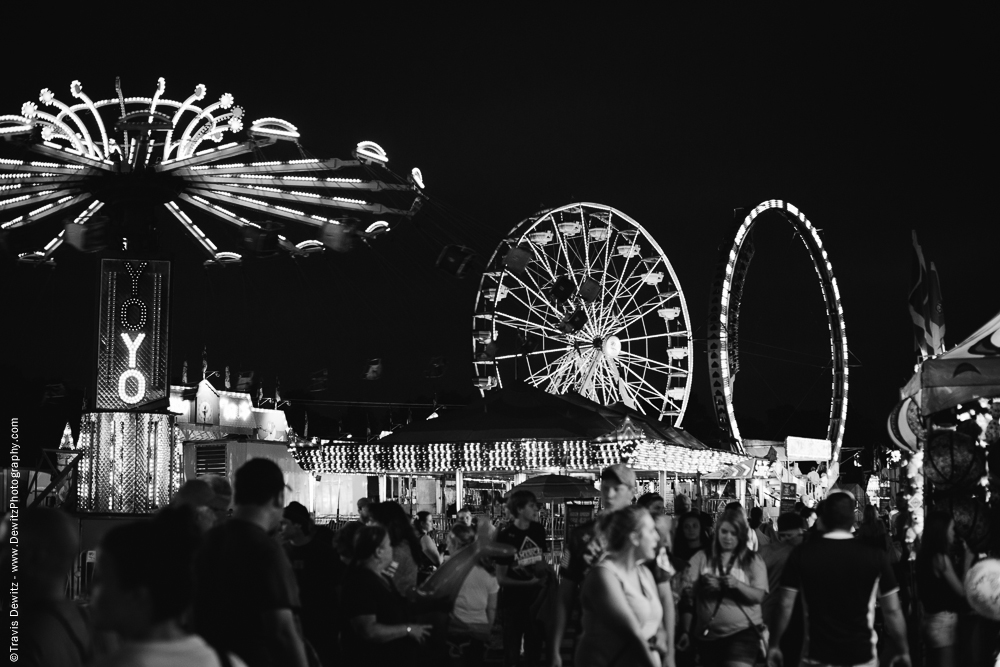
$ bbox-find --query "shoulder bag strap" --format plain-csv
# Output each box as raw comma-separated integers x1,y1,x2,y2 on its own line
214,647,233,667
694,557,732,637
729,562,769,656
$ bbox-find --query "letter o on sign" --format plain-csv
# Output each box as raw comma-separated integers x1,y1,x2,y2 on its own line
118,369,146,404
120,298,147,331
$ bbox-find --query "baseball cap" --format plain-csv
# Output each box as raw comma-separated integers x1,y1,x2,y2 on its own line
601,463,636,488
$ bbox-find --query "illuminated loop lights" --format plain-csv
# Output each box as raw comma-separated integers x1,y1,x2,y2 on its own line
707,200,848,460
474,202,694,425
0,79,425,265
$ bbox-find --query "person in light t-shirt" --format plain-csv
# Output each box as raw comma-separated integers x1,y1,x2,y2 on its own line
446,522,499,666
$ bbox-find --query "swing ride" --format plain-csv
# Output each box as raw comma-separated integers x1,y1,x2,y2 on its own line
0,78,424,264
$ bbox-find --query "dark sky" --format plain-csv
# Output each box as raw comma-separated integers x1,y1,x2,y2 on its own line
1,10,995,458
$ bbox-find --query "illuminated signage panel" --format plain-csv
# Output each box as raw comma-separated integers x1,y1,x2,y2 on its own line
785,436,832,462
96,260,170,410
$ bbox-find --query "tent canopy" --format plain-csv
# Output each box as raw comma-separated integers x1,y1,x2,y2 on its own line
505,474,600,502
380,381,710,448
902,310,1000,414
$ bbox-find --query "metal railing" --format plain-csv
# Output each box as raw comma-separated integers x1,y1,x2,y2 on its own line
26,449,82,511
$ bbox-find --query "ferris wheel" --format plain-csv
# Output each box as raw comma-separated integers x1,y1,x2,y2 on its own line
0,78,423,264
473,203,694,425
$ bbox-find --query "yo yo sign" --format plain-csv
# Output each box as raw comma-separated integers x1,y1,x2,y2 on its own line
95,259,171,410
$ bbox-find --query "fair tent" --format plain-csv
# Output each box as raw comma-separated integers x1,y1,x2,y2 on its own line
902,309,1000,415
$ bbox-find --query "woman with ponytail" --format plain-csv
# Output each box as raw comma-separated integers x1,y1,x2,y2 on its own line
90,506,245,667
575,506,664,667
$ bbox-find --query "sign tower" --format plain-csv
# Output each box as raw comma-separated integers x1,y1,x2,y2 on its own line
74,259,180,513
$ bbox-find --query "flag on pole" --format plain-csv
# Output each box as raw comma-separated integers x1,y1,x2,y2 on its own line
309,368,329,392
236,370,255,393
927,261,946,355
908,231,932,359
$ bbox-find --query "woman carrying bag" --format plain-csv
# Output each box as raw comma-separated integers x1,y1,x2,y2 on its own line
678,508,768,667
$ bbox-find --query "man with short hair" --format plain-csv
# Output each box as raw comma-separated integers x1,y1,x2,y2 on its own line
194,458,308,667
548,464,636,667
750,506,776,547
496,490,548,667
767,492,911,667
674,493,691,516
357,497,372,523
457,505,475,526
282,501,339,667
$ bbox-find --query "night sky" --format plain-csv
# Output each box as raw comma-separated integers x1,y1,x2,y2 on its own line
1,11,995,467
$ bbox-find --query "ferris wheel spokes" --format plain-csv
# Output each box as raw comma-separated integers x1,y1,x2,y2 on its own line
502,271,562,321
492,345,574,361
476,203,694,424
616,360,679,413
617,350,688,377
491,311,566,340
614,298,674,335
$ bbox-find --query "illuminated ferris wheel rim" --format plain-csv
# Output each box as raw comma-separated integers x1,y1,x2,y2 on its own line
709,199,848,460
0,78,423,264
474,201,695,425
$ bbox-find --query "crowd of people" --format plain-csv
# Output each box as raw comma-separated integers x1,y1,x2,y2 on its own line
5,459,993,667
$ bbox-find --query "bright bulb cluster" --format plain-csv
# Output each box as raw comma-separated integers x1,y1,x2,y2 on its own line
289,437,743,475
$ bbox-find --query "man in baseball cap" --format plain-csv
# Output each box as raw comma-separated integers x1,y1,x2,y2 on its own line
549,463,637,666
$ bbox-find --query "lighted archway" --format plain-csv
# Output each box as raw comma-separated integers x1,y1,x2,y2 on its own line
707,200,848,464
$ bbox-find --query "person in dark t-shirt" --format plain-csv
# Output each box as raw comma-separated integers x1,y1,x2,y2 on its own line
341,525,432,663
549,464,636,667
496,489,549,667
282,501,340,667
759,513,806,667
193,459,308,667
768,491,911,667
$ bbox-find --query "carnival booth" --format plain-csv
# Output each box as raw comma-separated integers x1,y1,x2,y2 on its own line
894,310,1000,550
289,382,744,523
699,439,827,521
